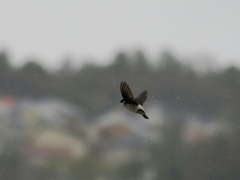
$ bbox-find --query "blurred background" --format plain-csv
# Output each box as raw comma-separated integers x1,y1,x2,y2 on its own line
1,1,240,180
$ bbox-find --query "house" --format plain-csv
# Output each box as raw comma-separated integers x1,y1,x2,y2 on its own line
23,128,88,165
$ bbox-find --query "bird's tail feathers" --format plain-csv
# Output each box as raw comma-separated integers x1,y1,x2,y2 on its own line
137,109,149,119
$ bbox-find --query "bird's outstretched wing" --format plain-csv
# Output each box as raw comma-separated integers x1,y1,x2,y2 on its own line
120,81,134,100
135,91,147,105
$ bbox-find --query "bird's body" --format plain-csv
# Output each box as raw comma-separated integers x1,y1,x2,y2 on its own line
124,103,144,113
120,81,149,119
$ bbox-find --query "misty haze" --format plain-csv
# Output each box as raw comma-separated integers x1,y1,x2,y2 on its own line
1,1,240,180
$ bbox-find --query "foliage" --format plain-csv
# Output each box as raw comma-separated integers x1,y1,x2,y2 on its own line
1,50,240,118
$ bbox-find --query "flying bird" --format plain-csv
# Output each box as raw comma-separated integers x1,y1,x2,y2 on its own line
120,81,149,119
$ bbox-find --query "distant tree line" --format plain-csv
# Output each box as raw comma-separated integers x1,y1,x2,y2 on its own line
1,51,240,120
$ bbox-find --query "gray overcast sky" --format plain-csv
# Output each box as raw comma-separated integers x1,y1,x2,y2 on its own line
0,0,240,69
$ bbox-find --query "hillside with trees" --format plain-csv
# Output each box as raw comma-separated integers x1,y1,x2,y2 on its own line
1,50,240,179
1,51,240,119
